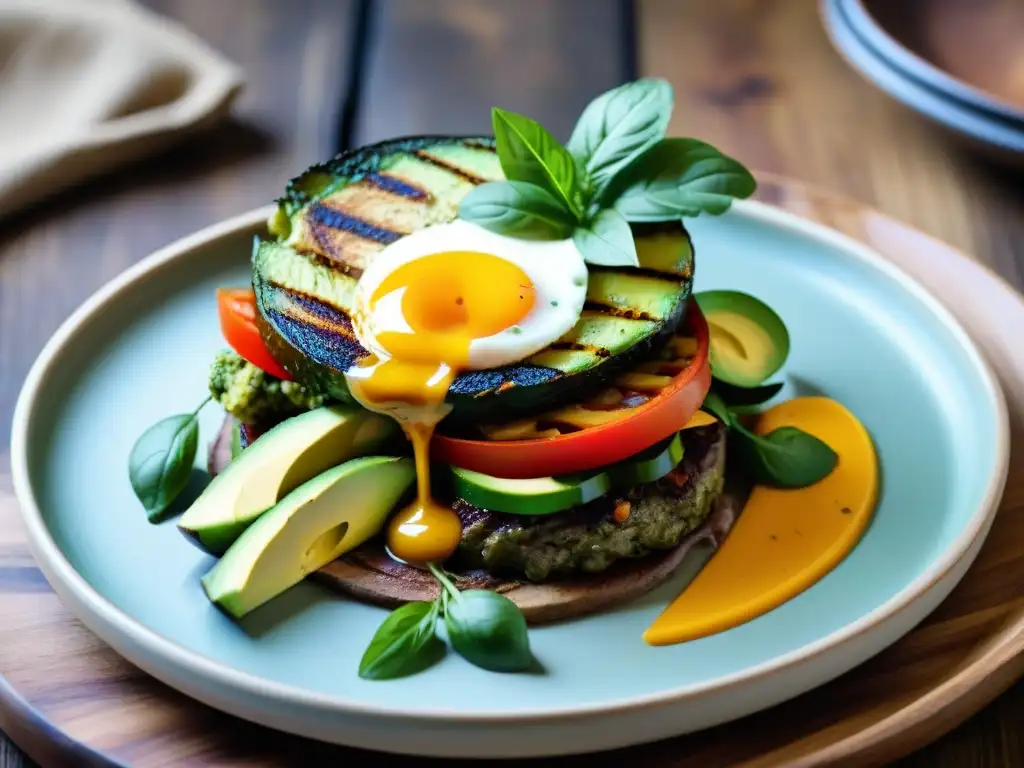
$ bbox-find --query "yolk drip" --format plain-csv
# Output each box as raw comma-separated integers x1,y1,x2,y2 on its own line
347,250,536,565
644,396,878,646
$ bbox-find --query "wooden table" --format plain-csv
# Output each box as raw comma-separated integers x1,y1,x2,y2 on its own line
1,1,1021,764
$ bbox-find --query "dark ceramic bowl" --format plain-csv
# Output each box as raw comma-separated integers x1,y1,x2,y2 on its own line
822,0,1024,167
843,0,1024,123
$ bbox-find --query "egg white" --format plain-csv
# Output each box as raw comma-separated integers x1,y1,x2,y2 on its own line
352,219,588,371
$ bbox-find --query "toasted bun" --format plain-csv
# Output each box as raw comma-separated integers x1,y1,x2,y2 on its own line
209,415,744,624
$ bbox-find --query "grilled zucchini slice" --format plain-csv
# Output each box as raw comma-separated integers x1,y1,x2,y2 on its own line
253,136,694,423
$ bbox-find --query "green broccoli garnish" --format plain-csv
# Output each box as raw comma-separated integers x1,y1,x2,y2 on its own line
208,350,326,426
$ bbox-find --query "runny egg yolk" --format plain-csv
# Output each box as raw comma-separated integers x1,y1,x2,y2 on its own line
347,250,536,565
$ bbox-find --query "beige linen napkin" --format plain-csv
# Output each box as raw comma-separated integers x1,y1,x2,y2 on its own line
0,0,244,219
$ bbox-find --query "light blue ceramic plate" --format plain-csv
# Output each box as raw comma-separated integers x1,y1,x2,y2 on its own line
822,0,1024,156
10,203,1008,758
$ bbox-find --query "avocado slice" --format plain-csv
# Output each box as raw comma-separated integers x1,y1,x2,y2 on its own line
202,455,415,619
694,290,790,387
178,405,397,555
252,136,695,423
446,432,685,516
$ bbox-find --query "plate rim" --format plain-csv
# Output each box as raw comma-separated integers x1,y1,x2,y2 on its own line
838,0,1024,123
9,200,1010,723
820,0,1024,153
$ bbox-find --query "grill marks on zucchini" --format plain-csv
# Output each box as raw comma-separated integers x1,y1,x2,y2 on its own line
258,281,366,373
523,246,691,374
287,141,501,272
364,172,431,200
586,266,687,321
539,311,657,364
307,204,404,245
304,203,403,274
414,149,490,185
583,301,657,322
254,136,695,421
548,340,609,355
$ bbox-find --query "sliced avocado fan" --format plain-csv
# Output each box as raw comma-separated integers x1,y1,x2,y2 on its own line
202,455,415,620
178,405,398,555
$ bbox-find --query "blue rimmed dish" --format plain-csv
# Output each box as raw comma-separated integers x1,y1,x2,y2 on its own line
9,201,1008,758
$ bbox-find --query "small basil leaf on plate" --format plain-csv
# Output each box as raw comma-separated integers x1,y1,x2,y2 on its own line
492,108,582,218
736,424,838,488
572,208,639,267
128,413,201,522
458,181,576,240
610,138,756,221
713,379,784,408
444,590,533,673
566,78,673,198
359,600,445,681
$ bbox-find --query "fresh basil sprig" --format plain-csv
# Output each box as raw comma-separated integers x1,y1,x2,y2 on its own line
492,108,582,218
566,78,673,198
703,385,838,489
358,563,533,679
458,79,756,269
128,397,210,522
458,180,576,241
432,564,533,673
359,600,446,680
607,138,757,220
735,423,838,488
572,208,638,267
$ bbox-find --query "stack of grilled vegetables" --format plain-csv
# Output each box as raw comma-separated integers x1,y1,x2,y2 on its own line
128,79,837,680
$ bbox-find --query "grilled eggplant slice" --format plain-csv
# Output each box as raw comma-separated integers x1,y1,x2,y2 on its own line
254,136,694,423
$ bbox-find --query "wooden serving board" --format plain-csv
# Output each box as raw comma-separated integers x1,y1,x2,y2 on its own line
1,176,1023,767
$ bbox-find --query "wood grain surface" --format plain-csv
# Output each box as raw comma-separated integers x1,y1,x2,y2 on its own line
350,0,630,144
0,0,1022,765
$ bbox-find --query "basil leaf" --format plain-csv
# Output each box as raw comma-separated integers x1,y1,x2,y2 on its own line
713,379,784,408
572,208,638,267
359,600,445,680
492,108,582,217
610,138,756,221
458,181,576,240
445,590,533,673
736,424,838,488
567,78,673,198
701,390,735,427
128,414,200,522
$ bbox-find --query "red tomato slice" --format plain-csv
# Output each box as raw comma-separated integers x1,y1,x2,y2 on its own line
432,302,712,478
217,288,294,381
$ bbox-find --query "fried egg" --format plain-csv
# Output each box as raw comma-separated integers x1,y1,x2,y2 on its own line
343,218,589,566
352,219,587,374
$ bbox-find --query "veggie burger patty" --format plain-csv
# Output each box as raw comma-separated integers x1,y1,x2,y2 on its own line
452,424,726,582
